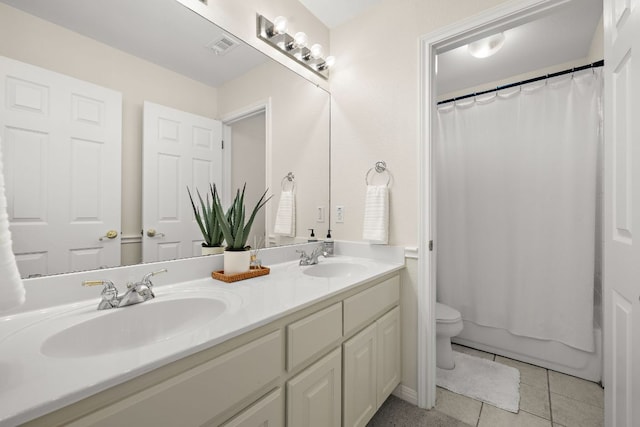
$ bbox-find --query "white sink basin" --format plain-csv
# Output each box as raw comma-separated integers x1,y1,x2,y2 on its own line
303,262,368,278
41,297,226,358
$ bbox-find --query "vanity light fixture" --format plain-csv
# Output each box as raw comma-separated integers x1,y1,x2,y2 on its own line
467,32,505,58
257,14,335,79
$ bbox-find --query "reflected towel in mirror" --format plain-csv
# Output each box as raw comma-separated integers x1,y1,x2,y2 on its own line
0,138,25,311
362,185,389,244
274,190,296,237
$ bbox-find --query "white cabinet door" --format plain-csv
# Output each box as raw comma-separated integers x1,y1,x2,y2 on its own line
0,56,122,278
142,101,222,262
343,323,377,427
376,307,401,406
603,0,640,424
221,388,283,427
287,347,341,427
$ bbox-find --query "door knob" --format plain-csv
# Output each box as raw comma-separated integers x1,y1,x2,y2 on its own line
146,228,165,238
99,230,118,241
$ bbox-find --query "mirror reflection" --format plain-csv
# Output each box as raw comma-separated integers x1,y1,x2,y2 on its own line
0,0,330,278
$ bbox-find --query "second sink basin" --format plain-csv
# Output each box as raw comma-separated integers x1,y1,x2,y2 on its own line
303,262,368,278
41,297,227,358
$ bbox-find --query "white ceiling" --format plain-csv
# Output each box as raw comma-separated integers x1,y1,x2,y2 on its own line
300,0,602,96
436,0,603,96
0,0,268,88
5,0,602,94
299,0,383,28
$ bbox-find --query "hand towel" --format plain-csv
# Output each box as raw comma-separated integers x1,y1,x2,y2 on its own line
0,139,25,311
274,190,296,237
362,185,389,244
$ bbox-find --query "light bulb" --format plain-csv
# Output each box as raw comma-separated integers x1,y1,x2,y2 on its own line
324,56,336,68
273,16,288,35
467,32,505,59
293,32,308,49
310,44,323,59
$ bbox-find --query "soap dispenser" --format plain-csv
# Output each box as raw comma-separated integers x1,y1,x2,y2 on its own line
323,229,334,256
308,228,318,242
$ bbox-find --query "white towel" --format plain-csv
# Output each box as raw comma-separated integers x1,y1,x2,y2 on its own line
362,185,389,244
274,190,296,237
0,138,25,311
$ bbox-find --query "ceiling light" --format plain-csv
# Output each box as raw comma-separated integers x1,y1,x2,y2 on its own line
467,32,505,58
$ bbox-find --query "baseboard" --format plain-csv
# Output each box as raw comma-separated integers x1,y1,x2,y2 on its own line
392,384,417,405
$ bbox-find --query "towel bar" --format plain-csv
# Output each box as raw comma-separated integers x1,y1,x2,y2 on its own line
281,172,295,191
365,161,391,186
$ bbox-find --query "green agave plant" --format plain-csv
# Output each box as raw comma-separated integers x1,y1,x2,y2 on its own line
187,184,225,248
212,183,271,251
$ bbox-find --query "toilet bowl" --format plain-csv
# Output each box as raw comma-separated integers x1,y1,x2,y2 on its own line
436,302,464,370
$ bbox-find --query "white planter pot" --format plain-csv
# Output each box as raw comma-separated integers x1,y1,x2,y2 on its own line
224,250,250,274
201,246,224,256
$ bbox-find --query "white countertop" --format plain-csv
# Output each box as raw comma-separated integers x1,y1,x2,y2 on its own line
0,253,403,426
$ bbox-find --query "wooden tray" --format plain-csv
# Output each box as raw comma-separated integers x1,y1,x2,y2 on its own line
211,266,270,283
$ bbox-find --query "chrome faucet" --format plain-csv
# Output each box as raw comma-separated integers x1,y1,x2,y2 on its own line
297,246,327,266
83,269,167,310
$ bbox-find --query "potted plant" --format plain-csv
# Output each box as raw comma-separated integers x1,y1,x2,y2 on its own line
212,183,271,274
188,184,225,255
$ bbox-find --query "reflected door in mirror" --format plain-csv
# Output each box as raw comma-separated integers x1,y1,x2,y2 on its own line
142,102,222,262
0,56,122,278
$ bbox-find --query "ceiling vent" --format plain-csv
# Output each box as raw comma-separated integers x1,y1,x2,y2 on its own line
207,35,238,56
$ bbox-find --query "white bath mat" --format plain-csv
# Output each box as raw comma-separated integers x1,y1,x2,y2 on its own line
437,351,520,413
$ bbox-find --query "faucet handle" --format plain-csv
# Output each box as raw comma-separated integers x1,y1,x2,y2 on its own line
82,280,119,309
296,249,308,258
82,280,118,293
140,268,168,286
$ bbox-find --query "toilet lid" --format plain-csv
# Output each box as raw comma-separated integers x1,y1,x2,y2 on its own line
436,303,461,322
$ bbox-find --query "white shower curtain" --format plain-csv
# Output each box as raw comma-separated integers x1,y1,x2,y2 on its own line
436,69,602,352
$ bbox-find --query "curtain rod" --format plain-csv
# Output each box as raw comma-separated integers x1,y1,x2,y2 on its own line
437,59,604,106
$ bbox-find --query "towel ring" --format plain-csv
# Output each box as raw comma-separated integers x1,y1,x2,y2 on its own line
281,172,295,191
365,161,391,186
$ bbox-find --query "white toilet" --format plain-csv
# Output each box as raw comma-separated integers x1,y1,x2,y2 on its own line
436,302,464,370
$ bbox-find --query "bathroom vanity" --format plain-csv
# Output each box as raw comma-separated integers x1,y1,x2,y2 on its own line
0,245,404,427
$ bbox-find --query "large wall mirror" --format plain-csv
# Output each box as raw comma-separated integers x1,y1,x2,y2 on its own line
0,0,330,278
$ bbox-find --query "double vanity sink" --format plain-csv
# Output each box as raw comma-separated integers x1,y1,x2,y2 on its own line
38,259,369,358
0,253,403,426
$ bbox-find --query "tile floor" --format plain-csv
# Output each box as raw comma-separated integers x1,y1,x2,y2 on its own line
368,344,604,427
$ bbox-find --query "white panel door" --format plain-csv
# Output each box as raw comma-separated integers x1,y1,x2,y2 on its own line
0,56,122,278
603,0,640,425
142,102,222,262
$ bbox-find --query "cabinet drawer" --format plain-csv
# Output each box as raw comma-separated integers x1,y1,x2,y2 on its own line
287,302,342,371
220,388,283,427
343,275,399,336
70,331,282,427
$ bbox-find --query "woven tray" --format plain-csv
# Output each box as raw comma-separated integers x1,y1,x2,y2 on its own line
211,266,270,283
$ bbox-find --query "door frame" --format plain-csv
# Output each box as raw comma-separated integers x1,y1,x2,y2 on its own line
220,98,272,237
417,0,577,408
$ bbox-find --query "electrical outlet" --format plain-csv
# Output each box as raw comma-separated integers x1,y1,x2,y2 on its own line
316,206,325,222
336,205,345,223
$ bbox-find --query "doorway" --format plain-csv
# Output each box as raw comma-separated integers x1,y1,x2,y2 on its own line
417,0,602,409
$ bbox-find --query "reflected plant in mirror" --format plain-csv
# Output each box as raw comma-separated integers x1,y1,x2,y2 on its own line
188,184,225,255
0,0,330,278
